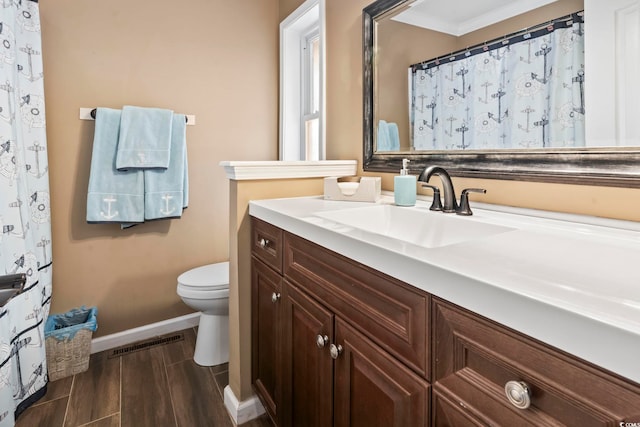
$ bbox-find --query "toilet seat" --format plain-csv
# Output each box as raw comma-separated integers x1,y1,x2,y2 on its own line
177,262,229,291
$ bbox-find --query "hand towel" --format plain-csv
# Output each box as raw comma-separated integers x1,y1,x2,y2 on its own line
143,113,188,220
377,120,400,151
115,106,174,170
377,120,391,151
86,108,144,224
387,122,400,151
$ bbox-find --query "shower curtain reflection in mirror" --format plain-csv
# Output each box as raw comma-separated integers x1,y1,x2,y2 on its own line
0,1,52,424
409,12,585,151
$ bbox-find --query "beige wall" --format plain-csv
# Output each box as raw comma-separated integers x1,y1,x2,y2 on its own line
376,22,454,150
40,0,279,337
229,178,324,400
279,0,306,22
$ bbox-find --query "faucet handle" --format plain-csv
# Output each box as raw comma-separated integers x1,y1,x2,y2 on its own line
421,184,443,211
457,188,486,216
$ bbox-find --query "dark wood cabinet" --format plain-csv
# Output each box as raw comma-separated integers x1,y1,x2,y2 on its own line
251,257,282,425
251,217,640,427
284,231,429,379
251,218,285,425
252,217,284,273
432,297,640,426
279,279,430,427
281,281,333,427
333,318,430,427
251,218,430,427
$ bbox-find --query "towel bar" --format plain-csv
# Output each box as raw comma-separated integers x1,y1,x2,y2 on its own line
90,108,188,123
80,108,195,125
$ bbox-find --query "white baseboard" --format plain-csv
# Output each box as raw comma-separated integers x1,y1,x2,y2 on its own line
90,312,200,354
223,385,266,425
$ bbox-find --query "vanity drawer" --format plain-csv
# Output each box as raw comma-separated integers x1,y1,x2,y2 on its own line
284,232,429,379
251,217,284,274
432,298,640,425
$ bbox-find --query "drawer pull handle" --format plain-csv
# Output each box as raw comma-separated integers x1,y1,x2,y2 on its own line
259,238,270,249
504,380,531,409
271,292,281,303
316,335,329,349
329,343,343,360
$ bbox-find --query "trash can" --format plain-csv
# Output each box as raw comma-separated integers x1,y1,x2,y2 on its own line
45,306,98,381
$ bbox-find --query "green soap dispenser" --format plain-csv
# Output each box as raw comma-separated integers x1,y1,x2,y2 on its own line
394,159,416,206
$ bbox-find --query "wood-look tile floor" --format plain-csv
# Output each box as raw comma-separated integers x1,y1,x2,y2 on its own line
16,327,273,427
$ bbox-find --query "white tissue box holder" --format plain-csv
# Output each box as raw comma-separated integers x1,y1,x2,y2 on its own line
324,177,381,202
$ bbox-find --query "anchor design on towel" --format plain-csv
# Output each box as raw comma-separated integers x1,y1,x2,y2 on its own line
100,196,118,220
160,194,176,216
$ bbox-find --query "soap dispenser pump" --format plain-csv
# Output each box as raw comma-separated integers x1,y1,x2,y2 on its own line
394,159,417,206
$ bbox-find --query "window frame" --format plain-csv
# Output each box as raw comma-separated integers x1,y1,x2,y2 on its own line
279,0,326,161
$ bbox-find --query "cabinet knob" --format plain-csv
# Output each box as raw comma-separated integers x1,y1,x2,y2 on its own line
259,238,270,249
271,292,281,303
316,335,329,349
329,343,343,360
504,380,531,409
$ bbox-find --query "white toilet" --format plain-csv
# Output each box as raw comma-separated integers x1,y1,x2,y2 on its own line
177,261,230,366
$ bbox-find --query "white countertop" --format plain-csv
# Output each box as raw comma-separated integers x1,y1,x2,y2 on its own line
249,195,640,384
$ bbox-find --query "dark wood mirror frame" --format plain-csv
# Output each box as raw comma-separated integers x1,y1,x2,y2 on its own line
363,0,640,188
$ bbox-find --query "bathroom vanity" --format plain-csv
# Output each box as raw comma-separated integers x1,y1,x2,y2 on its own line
249,196,640,426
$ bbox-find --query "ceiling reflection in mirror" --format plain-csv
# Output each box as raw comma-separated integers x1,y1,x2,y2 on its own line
374,0,593,153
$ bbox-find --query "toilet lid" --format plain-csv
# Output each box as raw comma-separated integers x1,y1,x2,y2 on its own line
178,262,229,291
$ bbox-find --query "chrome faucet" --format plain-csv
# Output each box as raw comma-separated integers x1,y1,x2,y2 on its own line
418,166,486,215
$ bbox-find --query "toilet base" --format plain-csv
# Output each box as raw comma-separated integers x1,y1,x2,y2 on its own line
194,312,229,367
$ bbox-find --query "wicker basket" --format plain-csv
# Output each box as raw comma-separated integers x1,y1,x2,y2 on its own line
46,328,93,381
45,306,98,381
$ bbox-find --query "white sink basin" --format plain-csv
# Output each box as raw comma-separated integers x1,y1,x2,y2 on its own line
313,204,515,248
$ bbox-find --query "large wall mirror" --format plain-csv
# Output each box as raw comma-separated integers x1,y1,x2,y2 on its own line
363,0,640,187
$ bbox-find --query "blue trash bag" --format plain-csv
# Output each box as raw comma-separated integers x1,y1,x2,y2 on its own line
44,306,98,341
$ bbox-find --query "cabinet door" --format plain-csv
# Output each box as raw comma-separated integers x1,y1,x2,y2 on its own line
282,281,334,427
284,232,429,379
251,257,283,425
333,318,430,427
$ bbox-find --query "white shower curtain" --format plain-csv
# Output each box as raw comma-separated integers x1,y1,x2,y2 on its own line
410,13,585,150
0,1,52,425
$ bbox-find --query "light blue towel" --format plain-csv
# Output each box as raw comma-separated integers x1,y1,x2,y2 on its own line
115,106,174,170
387,122,400,151
377,120,400,151
86,108,144,224
143,114,189,220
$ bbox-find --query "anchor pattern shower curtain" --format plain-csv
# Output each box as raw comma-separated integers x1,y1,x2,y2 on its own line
0,0,52,424
410,13,585,150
